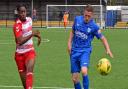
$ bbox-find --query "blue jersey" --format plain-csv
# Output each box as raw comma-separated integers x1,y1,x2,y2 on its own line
72,16,103,51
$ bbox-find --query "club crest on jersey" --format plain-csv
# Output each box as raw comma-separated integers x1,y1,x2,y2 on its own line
87,28,91,33
16,26,20,32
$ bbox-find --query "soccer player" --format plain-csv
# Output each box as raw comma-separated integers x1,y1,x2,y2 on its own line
63,11,69,30
67,5,113,89
13,4,41,89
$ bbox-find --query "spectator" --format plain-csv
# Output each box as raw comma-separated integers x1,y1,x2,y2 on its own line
32,8,37,22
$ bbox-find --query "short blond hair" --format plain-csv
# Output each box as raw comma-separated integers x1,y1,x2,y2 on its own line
84,4,93,12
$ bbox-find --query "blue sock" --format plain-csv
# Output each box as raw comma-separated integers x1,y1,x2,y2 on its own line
83,75,89,89
74,82,82,89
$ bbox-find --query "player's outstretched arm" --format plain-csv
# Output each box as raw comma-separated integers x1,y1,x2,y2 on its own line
67,30,74,54
100,36,114,58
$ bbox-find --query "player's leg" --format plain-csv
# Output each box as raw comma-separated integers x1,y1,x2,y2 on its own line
19,71,26,89
72,73,81,89
64,22,67,30
81,67,89,89
26,59,35,89
70,51,82,89
25,50,36,89
80,51,91,89
15,53,26,89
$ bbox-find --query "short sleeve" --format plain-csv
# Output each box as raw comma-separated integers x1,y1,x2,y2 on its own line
28,17,32,25
13,23,22,38
93,25,103,39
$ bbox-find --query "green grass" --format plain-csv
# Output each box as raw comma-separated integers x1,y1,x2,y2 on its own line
0,28,128,89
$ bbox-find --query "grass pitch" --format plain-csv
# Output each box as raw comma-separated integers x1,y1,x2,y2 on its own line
0,28,128,89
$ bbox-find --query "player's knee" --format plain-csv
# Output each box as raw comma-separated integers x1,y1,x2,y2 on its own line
27,66,34,72
26,59,35,72
72,75,79,84
26,64,34,72
82,71,88,76
81,67,88,76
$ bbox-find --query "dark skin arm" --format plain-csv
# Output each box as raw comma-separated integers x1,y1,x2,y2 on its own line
16,30,41,46
34,30,41,46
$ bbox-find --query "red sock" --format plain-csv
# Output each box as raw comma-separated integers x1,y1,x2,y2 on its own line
26,72,33,89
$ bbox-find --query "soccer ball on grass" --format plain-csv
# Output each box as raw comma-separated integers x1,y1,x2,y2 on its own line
97,58,111,75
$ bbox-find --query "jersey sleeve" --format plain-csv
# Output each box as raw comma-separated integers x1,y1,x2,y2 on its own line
93,25,103,39
28,17,32,25
13,23,22,38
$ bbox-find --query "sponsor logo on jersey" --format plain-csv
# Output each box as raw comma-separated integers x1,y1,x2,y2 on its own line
75,30,88,40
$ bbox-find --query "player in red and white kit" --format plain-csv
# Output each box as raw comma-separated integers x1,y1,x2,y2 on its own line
13,4,41,89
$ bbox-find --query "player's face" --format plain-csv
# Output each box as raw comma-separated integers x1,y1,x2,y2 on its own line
84,10,93,23
18,6,27,21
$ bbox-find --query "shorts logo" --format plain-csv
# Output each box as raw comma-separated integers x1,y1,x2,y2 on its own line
83,63,87,64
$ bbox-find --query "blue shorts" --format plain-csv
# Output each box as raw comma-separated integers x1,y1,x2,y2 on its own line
70,49,91,73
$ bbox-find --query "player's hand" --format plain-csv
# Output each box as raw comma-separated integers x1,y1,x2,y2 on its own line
67,45,71,55
67,48,71,55
106,49,114,58
37,35,41,46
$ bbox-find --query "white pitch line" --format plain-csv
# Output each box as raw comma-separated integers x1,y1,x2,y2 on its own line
0,39,50,45
0,85,74,89
0,43,14,44
41,39,50,43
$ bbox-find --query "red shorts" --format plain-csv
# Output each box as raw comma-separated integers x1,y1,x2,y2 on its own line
15,50,36,72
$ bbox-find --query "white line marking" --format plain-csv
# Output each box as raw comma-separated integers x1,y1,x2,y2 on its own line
0,39,50,45
0,85,74,89
41,39,50,43
0,43,14,44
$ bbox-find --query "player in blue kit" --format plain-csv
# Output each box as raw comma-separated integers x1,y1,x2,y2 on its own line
67,5,114,89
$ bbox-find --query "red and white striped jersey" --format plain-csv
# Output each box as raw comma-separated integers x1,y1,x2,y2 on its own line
13,17,34,53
